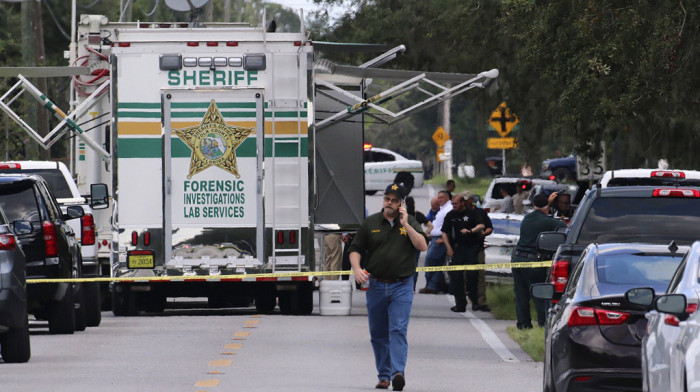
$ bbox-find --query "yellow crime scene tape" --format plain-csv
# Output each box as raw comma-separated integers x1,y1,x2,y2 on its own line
26,261,553,284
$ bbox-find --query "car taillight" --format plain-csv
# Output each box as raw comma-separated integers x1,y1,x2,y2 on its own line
289,230,296,244
550,260,569,292
43,221,58,257
0,233,16,250
567,306,630,326
595,308,630,325
0,163,21,170
81,214,96,245
652,188,700,197
651,170,685,179
548,175,556,181
662,303,696,327
567,306,597,326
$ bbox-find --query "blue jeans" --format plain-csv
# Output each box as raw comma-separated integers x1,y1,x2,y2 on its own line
366,276,414,380
424,238,446,291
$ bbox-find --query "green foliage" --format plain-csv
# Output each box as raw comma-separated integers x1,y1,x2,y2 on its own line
311,0,700,170
506,325,544,362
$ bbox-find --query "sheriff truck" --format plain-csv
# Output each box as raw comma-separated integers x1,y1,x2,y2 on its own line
74,14,316,315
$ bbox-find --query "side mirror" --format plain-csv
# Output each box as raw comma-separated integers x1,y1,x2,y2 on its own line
12,220,33,235
90,183,109,210
64,205,85,220
655,294,687,317
625,287,655,307
538,231,566,252
531,283,555,300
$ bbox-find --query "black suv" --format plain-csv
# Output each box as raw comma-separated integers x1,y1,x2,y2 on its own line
0,174,84,334
539,184,700,299
0,208,31,363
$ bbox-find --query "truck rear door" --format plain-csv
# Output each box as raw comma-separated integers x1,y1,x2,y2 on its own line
161,88,265,272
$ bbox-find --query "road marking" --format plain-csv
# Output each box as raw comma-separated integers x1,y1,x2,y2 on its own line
195,379,220,387
234,332,250,339
224,343,243,349
446,296,519,363
245,319,260,324
209,359,233,367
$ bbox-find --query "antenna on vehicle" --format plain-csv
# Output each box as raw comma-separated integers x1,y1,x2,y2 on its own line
164,0,211,25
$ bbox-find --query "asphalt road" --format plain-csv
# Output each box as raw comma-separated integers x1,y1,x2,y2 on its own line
0,185,542,391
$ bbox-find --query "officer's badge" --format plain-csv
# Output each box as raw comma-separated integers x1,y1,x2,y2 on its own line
174,100,253,179
391,184,399,191
399,227,407,236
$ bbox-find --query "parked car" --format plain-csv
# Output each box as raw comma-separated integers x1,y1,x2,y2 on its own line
532,242,687,392
0,174,85,334
363,145,424,195
483,212,522,276
0,209,30,363
0,161,109,325
541,155,576,182
599,168,700,188
626,240,700,392
482,176,555,213
538,184,700,300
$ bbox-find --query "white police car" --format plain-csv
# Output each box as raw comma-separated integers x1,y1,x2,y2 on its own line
364,145,424,195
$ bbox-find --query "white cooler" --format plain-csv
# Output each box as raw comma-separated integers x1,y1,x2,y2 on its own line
319,280,353,316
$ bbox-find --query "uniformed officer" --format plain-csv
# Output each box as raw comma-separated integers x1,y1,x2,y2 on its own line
511,192,566,329
349,183,428,391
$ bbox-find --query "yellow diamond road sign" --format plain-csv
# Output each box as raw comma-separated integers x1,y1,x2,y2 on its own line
432,126,449,147
487,137,517,149
489,102,519,137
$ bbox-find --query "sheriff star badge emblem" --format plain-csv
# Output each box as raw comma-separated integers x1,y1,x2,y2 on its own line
173,100,253,179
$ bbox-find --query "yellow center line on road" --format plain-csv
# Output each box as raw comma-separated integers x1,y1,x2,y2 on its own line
224,343,243,349
195,379,220,387
209,359,233,367
234,331,250,338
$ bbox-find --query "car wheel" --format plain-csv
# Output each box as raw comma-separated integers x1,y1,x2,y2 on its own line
84,282,102,327
0,313,30,363
394,172,415,194
553,168,573,183
48,284,76,334
74,284,87,332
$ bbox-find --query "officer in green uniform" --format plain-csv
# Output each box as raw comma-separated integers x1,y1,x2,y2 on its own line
511,192,566,329
349,183,428,391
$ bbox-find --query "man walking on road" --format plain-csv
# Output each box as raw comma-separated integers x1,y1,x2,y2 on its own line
419,190,452,294
511,192,566,329
349,183,428,391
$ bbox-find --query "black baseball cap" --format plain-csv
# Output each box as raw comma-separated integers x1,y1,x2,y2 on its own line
533,193,549,208
384,183,407,200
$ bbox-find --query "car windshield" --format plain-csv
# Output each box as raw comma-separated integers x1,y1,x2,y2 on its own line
596,252,684,289
0,169,73,198
577,197,700,245
491,218,521,236
0,185,40,222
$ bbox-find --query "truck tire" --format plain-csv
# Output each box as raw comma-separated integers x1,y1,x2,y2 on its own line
394,172,414,194
112,285,137,316
74,284,87,332
0,309,30,363
84,282,102,327
279,282,314,315
48,284,76,334
254,292,276,313
553,168,573,183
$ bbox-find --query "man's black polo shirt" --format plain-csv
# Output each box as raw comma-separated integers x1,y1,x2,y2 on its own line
349,211,428,280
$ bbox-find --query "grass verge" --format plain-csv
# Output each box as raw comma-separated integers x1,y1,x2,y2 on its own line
486,282,545,362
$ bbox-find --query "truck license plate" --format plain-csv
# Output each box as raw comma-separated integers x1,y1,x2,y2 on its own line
127,251,155,269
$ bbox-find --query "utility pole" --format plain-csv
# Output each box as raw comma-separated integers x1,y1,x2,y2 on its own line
441,98,453,180
21,0,49,160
